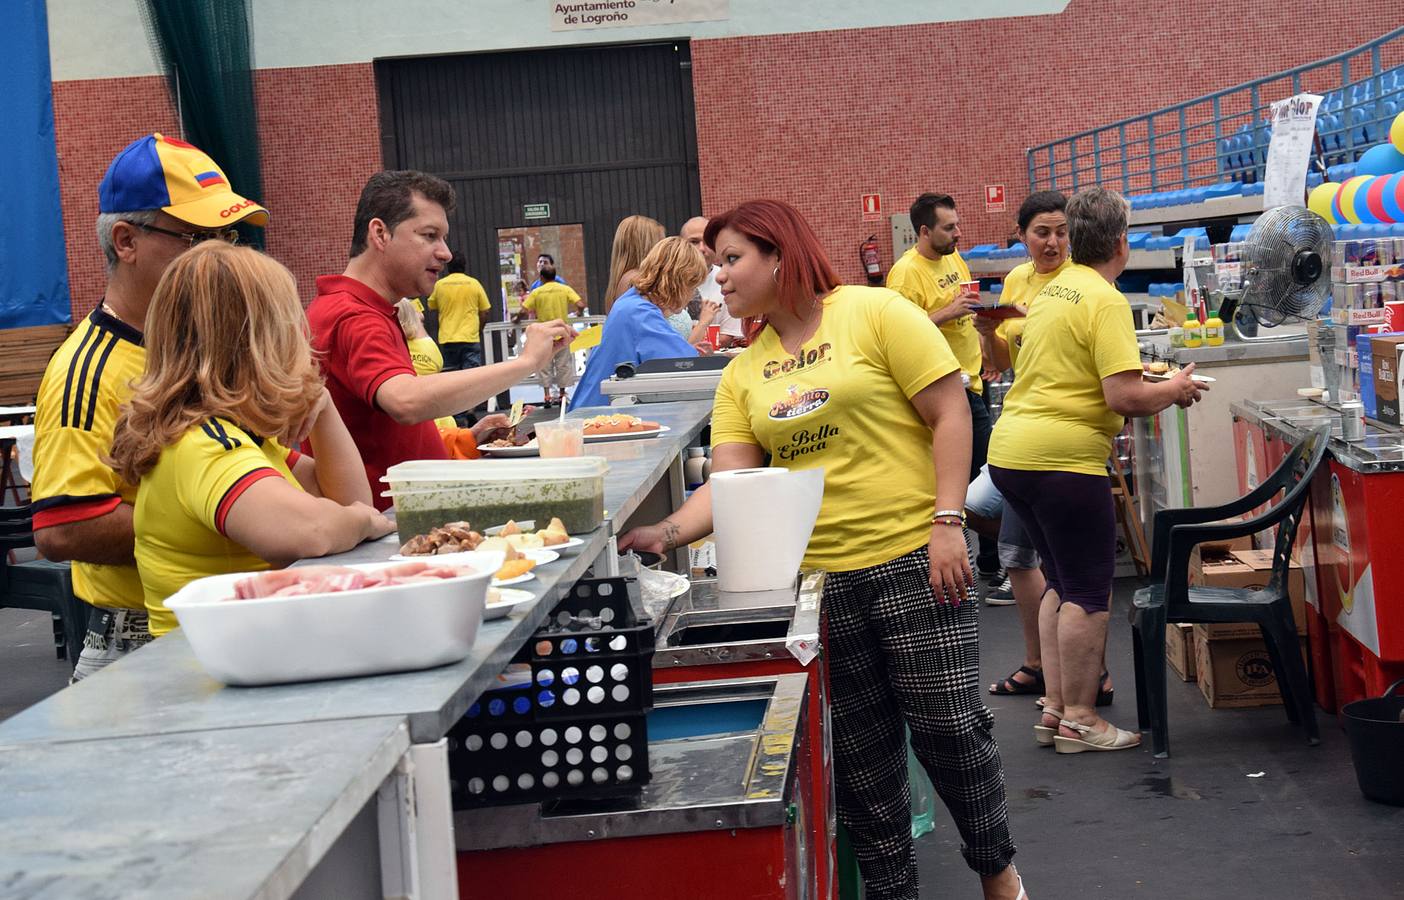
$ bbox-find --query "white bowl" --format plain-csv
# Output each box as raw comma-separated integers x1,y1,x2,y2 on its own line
165,560,496,686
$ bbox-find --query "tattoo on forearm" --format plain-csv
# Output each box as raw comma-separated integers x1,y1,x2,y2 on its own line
661,520,681,551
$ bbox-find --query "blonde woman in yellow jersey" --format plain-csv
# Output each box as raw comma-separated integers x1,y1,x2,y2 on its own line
622,201,1027,900
988,188,1205,754
109,243,395,635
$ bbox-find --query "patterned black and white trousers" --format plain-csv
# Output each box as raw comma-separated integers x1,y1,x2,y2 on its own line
825,543,1016,899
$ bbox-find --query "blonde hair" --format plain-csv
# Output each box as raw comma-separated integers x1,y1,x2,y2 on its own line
109,242,323,484
395,298,426,340
632,237,708,314
604,215,665,312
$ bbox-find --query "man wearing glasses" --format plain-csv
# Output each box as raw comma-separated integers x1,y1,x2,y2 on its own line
31,133,267,680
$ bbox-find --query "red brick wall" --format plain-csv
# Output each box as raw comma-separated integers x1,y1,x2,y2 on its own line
692,0,1404,283
51,2,1404,317
53,76,178,319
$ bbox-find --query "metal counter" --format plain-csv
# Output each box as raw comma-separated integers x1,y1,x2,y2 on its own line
1233,397,1404,474
0,400,715,900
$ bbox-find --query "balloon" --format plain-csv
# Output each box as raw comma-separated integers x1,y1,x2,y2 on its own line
1337,175,1372,224
1382,172,1404,225
1358,143,1404,176
1308,181,1341,223
1393,111,1404,153
1365,172,1396,223
1352,176,1379,223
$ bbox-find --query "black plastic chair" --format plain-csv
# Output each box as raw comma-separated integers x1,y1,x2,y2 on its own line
0,504,91,667
1129,425,1329,758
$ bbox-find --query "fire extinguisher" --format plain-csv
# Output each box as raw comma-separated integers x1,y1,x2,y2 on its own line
859,234,882,285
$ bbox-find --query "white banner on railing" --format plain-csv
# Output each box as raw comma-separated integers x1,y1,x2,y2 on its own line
1263,93,1322,211
551,0,729,31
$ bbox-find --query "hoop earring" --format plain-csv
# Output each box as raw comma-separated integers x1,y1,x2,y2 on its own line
772,267,780,283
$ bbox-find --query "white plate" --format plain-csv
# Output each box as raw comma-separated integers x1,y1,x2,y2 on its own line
1142,371,1216,384
522,549,559,565
492,571,536,587
582,424,672,443
481,441,539,458
484,520,535,535
388,549,507,570
484,587,535,620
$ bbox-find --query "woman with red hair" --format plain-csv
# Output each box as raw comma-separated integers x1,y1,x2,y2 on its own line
622,199,1025,900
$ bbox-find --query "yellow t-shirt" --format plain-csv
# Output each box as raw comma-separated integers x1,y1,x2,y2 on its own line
134,417,302,635
711,285,961,572
885,246,981,394
997,259,1071,373
523,281,581,324
428,274,492,343
30,308,146,609
988,264,1143,477
406,336,458,431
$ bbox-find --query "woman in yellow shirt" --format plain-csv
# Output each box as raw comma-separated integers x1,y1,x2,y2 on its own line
109,243,395,634
622,200,1026,900
972,191,1068,699
988,188,1205,753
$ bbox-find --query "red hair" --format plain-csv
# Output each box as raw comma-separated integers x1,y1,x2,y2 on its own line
704,200,841,336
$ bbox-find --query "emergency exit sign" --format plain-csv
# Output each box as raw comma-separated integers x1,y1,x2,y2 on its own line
523,203,551,220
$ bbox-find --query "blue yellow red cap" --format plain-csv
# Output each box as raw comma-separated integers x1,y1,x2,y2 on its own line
98,133,268,228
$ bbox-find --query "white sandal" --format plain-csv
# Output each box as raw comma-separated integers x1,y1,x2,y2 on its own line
1033,708,1061,747
1053,718,1141,753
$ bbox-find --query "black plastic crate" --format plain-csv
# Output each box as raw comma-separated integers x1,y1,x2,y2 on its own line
448,577,655,808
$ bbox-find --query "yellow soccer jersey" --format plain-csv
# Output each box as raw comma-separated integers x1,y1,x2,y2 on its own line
134,417,301,635
711,285,960,572
523,281,581,324
428,274,492,343
997,259,1071,373
989,264,1143,477
31,308,146,609
886,247,982,394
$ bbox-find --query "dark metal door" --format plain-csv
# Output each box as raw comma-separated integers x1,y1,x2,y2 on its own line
375,41,701,312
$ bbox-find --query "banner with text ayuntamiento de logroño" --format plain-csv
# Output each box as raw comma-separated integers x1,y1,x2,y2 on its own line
1,0,70,328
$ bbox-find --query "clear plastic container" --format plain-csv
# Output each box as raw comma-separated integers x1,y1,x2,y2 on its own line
383,458,609,539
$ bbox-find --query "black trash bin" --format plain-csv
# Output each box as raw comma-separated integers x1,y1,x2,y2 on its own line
1342,678,1404,806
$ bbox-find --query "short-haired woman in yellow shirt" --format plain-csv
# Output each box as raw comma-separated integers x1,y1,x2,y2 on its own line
110,243,395,634
622,200,1026,900
988,188,1205,753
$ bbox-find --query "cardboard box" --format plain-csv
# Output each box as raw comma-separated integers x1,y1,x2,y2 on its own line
1369,335,1404,425
1186,527,1253,575
1194,628,1308,708
1189,548,1306,637
1166,623,1196,681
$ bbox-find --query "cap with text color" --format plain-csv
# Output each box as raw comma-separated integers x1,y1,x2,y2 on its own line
98,133,268,229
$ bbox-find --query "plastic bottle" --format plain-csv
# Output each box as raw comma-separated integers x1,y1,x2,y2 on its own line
683,448,706,491
1204,310,1224,346
1183,312,1203,348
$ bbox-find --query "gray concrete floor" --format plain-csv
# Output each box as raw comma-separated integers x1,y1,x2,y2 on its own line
3,581,1401,898
916,579,1404,899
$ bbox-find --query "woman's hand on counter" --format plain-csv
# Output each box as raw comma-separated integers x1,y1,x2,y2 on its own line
928,523,975,606
618,520,679,554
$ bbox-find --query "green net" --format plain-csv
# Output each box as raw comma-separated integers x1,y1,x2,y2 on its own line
138,0,264,248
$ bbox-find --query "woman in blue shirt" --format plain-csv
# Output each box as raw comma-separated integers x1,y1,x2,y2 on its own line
570,237,709,410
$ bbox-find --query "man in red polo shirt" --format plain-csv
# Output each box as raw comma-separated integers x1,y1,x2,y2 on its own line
309,171,573,507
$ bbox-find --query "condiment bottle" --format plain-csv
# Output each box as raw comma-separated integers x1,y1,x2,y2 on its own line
1204,310,1224,346
1183,312,1203,348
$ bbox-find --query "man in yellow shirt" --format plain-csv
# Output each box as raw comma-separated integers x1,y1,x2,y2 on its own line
516,263,585,405
31,133,267,679
887,192,993,571
427,252,493,371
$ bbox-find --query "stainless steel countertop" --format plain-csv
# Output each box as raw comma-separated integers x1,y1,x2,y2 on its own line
0,399,717,899
1141,333,1309,365
1232,397,1404,473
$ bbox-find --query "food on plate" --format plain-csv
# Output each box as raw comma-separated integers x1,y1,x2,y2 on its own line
537,517,569,546
1144,361,1170,375
494,557,537,581
479,533,544,553
230,562,477,599
500,520,522,536
582,413,659,435
398,521,484,556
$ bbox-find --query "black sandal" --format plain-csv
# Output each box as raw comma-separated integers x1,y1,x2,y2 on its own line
989,665,1045,696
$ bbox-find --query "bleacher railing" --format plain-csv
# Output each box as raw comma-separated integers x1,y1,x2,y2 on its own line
1027,26,1404,195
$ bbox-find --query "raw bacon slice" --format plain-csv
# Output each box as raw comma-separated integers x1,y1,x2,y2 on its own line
229,563,477,601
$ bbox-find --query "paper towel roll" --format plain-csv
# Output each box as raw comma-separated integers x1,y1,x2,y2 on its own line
710,467,825,593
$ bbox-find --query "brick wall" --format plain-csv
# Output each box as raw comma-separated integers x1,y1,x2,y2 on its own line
692,0,1404,283
51,2,1404,317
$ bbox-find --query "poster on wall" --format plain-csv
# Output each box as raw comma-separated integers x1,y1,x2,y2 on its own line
551,0,729,31
1262,92,1322,211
